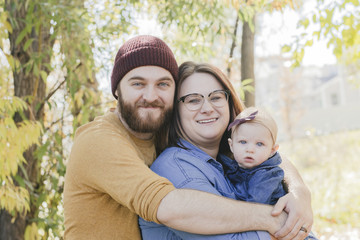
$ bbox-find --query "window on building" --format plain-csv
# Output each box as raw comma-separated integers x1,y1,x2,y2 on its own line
330,93,339,106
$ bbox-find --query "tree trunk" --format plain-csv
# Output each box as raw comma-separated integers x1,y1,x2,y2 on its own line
0,1,52,239
241,16,255,107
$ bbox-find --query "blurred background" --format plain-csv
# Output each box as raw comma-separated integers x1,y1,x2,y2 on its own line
1,0,359,239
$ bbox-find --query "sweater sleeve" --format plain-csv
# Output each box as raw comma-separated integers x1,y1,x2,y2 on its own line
69,126,175,223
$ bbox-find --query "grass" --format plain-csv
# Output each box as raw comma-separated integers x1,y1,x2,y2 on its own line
280,129,360,240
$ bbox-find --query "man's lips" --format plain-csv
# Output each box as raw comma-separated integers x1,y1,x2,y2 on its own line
139,106,161,109
137,101,164,108
197,118,218,124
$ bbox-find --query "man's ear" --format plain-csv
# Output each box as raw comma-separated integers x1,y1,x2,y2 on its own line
271,144,279,155
228,138,234,153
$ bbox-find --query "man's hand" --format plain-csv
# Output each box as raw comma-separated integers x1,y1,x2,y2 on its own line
271,193,313,240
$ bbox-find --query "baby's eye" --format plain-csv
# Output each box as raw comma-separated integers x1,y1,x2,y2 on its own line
132,82,143,87
256,142,264,147
240,140,247,144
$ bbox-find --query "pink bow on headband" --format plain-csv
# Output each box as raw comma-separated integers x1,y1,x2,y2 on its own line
227,111,258,131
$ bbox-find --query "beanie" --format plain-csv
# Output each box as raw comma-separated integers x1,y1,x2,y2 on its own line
228,106,278,143
111,35,179,99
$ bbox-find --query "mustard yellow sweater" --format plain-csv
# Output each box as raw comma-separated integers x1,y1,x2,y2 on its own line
64,111,175,239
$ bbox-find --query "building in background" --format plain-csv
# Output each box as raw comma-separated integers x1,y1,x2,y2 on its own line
255,56,360,141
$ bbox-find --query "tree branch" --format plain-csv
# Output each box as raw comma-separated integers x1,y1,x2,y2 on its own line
36,63,82,115
44,99,115,131
227,14,239,77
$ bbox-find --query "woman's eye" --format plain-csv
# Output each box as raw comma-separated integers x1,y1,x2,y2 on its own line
188,99,201,104
210,96,221,102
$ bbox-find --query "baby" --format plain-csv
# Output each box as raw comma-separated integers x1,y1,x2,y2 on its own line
225,106,286,205
223,106,318,239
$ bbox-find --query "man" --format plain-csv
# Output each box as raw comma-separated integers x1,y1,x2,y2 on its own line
64,35,312,239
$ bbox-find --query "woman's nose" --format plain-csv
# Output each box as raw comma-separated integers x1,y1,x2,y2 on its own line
199,98,214,113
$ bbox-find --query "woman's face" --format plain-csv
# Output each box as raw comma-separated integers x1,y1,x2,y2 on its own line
178,72,230,148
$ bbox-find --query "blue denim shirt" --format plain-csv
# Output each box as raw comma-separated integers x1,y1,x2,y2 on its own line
221,154,318,240
139,140,270,240
221,152,287,205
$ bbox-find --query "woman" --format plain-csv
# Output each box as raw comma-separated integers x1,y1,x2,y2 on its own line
139,61,312,239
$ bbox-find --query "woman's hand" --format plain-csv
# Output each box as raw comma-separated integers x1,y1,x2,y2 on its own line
271,192,313,240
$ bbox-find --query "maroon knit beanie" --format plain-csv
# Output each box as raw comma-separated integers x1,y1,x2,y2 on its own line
111,35,179,99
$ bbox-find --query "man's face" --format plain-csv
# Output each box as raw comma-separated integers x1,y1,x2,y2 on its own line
117,66,176,133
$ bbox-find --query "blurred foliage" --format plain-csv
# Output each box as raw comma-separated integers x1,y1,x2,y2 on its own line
145,0,298,106
0,0,131,238
281,130,360,239
1,0,358,239
0,96,41,216
145,0,299,63
282,0,360,73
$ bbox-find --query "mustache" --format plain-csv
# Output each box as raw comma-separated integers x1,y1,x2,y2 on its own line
136,100,164,108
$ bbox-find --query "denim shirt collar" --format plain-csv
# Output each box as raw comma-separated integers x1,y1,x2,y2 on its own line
178,139,226,174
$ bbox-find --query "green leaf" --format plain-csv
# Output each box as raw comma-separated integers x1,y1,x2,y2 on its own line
40,70,48,82
46,101,52,110
23,38,34,51
312,14,317,23
305,39,313,47
281,45,292,53
5,54,15,70
4,20,13,34
15,27,29,45
241,78,253,86
300,18,310,29
13,175,26,188
32,63,39,77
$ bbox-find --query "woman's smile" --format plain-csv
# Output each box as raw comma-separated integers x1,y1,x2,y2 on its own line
197,118,218,124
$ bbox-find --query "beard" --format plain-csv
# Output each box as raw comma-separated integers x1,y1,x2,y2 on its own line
118,96,173,133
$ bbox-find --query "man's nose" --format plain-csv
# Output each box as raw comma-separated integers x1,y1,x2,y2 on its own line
142,86,158,102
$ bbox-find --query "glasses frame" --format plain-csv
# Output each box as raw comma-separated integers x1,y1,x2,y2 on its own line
178,89,230,111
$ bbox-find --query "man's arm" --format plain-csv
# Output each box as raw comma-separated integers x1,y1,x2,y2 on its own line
272,154,313,240
157,188,287,236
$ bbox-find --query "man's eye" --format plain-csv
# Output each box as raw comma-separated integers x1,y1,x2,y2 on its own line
158,82,170,87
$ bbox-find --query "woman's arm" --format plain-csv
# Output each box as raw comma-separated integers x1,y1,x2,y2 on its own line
272,154,313,240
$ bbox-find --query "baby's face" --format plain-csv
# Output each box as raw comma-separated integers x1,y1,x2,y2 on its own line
228,122,276,169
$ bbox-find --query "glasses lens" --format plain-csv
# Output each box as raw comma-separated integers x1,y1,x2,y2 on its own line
184,94,204,110
209,90,228,107
180,90,229,111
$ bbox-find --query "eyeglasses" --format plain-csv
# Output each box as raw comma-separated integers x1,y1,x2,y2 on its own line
178,89,230,111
